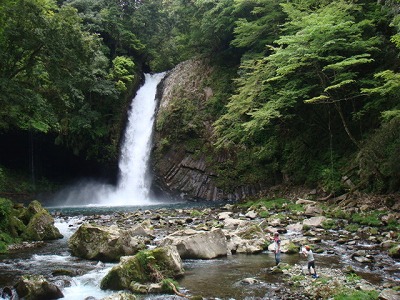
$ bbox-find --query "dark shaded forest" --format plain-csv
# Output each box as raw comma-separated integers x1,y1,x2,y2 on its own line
0,0,399,198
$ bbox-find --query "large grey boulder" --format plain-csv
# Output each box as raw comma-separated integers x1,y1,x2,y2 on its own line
14,275,63,300
303,216,327,227
100,246,184,292
160,228,228,259
68,223,153,262
227,223,266,254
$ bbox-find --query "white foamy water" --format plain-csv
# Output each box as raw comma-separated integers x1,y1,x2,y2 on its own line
61,265,114,300
101,72,166,206
53,73,167,207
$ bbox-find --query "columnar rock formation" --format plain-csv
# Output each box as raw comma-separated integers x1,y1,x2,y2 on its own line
152,59,264,201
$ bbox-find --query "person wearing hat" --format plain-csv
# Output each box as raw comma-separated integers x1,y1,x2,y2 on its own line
303,245,318,278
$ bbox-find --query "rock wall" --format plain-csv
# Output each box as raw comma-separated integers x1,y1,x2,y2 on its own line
151,59,264,201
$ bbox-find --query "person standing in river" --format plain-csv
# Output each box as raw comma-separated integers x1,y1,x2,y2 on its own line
303,245,318,278
271,232,281,266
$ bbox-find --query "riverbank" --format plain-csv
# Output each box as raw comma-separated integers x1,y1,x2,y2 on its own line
1,193,399,300
56,193,399,299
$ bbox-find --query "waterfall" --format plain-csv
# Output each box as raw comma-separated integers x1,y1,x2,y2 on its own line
53,72,166,207
104,72,166,205
103,72,166,206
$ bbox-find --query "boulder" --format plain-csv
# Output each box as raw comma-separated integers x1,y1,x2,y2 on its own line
378,289,400,300
100,246,184,292
303,216,327,227
267,239,298,253
388,244,400,259
14,275,63,300
245,210,257,219
160,228,228,259
218,212,233,220
68,223,153,261
304,205,323,216
101,292,137,300
227,223,266,254
223,218,248,230
20,200,63,241
286,222,303,232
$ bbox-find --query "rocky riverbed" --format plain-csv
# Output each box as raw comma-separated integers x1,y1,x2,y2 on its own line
1,194,400,300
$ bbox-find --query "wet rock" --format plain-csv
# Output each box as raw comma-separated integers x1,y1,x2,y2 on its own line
100,246,183,291
68,223,153,262
101,292,137,300
269,265,284,274
388,244,400,258
14,275,63,300
0,286,14,299
23,201,63,241
240,278,259,285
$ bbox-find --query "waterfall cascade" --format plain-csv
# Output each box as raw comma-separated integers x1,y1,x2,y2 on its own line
55,72,166,207
105,72,166,205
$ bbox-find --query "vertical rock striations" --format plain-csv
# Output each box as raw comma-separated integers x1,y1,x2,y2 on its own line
151,59,264,201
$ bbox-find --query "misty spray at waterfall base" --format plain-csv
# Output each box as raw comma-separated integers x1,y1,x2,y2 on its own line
52,73,170,207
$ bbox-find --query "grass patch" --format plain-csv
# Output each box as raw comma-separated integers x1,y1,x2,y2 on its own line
240,197,294,211
345,223,360,232
333,290,379,300
322,219,337,230
351,211,384,226
190,210,204,217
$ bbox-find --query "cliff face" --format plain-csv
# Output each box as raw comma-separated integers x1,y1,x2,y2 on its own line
151,59,264,201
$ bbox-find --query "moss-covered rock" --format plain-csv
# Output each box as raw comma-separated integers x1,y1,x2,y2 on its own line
388,244,400,259
0,199,62,252
24,210,62,241
14,275,63,300
100,246,184,292
68,223,152,262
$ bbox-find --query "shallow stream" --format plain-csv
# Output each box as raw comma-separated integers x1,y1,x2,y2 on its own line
0,203,398,300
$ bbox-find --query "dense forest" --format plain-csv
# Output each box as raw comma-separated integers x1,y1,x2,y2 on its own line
0,0,399,199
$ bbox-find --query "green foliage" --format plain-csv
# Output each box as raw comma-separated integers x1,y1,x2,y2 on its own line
190,210,204,217
241,197,292,211
108,56,135,92
351,211,384,226
0,198,13,230
345,272,361,283
322,219,338,230
333,290,379,300
355,117,400,192
344,223,360,233
1,0,400,195
161,278,179,294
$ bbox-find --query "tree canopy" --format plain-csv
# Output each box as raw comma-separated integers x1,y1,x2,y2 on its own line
0,0,399,193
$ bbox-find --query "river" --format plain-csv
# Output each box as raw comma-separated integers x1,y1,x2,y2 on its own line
1,202,398,300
